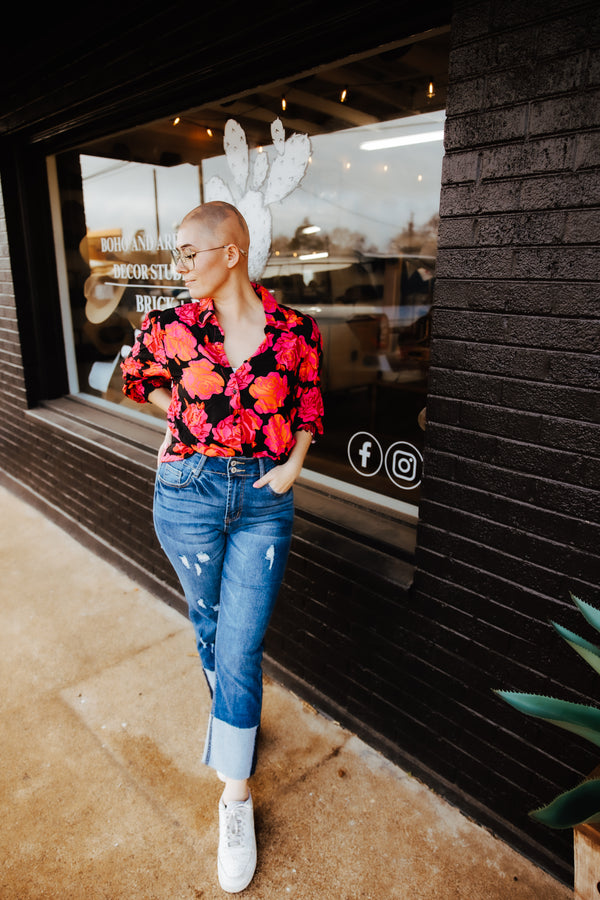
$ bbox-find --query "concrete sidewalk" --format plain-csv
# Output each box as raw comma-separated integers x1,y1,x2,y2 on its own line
0,485,572,899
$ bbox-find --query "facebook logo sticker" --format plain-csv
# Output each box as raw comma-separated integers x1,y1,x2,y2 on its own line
358,440,372,468
348,432,383,477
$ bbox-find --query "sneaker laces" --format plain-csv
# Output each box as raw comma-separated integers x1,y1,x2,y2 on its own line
225,804,248,849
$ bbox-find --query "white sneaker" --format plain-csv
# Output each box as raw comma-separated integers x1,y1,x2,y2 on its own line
217,793,257,893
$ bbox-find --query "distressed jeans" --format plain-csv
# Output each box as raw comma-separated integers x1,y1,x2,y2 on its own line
153,453,294,780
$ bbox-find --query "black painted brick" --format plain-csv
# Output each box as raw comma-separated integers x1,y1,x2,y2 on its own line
444,104,528,150
420,478,599,553
437,245,598,280
442,171,600,217
428,401,600,460
431,340,598,388
432,310,599,351
429,368,599,421
412,3,600,879
476,136,579,179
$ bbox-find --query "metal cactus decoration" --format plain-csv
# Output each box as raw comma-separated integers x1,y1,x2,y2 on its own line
205,118,311,281
496,593,600,829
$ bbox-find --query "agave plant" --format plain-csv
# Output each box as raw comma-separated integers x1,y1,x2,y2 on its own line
496,592,600,829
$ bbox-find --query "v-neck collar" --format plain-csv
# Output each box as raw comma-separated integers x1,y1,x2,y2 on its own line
193,284,286,332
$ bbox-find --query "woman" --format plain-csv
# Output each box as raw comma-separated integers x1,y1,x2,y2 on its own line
121,201,323,893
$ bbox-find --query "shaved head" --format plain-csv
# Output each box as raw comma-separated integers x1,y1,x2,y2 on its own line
180,201,250,252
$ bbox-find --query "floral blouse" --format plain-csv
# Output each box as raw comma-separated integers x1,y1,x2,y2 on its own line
121,284,324,463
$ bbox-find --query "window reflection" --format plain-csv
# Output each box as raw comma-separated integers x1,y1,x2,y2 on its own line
56,29,449,513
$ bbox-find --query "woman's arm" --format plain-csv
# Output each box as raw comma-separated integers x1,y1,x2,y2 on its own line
148,387,171,413
148,388,172,464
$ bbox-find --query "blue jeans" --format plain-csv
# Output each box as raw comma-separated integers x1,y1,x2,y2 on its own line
153,453,294,780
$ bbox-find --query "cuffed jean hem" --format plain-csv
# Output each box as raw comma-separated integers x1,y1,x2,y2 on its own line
204,668,216,695
203,713,259,781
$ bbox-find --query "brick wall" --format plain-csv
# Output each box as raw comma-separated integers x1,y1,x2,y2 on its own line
412,0,600,880
0,192,25,414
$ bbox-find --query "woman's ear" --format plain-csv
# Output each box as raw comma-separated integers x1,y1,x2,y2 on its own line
225,243,241,268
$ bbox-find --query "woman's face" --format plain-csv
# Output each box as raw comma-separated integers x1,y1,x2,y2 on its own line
174,222,230,301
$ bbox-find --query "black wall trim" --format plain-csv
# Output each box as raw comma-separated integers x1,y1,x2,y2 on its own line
0,3,453,147
0,143,69,404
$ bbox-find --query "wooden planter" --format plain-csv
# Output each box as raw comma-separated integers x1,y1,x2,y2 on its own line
574,824,600,899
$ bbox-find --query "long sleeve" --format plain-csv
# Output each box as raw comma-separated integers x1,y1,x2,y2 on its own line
293,315,324,438
121,311,172,403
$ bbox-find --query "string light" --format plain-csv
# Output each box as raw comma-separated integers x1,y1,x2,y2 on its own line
426,81,435,99
173,117,181,126
340,87,347,103
206,128,213,137
281,96,287,111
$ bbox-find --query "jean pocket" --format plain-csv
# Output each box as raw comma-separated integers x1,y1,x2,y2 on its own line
265,483,292,498
157,456,203,488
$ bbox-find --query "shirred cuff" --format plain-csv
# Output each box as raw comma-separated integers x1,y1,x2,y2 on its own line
295,418,323,440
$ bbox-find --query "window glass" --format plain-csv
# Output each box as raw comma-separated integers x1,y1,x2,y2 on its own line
53,30,449,515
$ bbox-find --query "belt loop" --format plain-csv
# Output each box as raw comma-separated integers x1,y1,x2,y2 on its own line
194,452,208,477
258,458,266,479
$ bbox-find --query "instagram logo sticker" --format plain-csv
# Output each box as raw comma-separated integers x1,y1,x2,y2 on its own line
384,442,423,490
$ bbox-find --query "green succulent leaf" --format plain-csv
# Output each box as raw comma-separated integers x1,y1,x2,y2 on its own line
572,593,600,637
495,691,600,749
530,778,600,829
551,620,600,677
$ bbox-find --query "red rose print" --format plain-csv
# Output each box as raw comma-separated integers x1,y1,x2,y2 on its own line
273,332,298,369
163,321,198,361
298,338,320,382
143,321,168,364
239,408,262,444
176,303,200,326
182,403,211,442
264,414,292,455
180,359,225,399
297,386,324,431
212,415,243,452
249,372,288,413
202,341,229,367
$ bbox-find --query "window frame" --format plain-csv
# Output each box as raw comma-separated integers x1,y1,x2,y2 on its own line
47,153,421,548
43,34,450,554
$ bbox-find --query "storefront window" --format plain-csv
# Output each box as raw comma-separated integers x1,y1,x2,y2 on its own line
51,29,448,518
